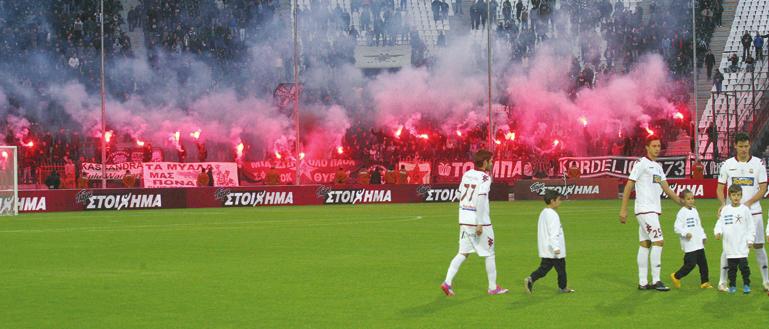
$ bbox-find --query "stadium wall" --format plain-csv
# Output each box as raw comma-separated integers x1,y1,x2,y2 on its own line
13,184,509,213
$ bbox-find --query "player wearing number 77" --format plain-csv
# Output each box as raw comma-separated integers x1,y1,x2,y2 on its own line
619,135,683,291
441,149,508,296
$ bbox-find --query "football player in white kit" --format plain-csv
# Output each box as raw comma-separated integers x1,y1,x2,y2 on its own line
441,150,509,296
619,136,683,291
715,132,769,292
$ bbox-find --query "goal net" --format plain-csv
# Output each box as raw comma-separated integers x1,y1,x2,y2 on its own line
0,146,18,216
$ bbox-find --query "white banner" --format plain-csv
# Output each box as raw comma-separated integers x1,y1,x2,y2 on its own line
81,162,143,180
142,162,239,188
354,45,412,68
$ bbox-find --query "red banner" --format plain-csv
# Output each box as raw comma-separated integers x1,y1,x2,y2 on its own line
397,161,431,184
513,178,619,200
14,184,508,213
435,159,532,183
241,159,359,184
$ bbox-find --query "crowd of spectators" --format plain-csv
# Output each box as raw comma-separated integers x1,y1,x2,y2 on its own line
0,0,724,186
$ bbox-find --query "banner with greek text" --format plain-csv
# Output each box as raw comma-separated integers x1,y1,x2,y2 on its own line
142,162,239,188
241,159,359,184
80,162,143,180
434,159,532,183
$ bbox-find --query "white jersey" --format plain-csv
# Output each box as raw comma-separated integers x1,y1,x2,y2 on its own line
458,169,492,225
537,208,565,259
674,207,706,253
718,156,767,215
628,157,666,215
714,204,755,258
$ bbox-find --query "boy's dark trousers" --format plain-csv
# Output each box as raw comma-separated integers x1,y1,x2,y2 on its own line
673,248,709,283
727,257,750,287
530,258,567,289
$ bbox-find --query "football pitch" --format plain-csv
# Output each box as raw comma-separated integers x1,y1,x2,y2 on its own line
1,199,767,328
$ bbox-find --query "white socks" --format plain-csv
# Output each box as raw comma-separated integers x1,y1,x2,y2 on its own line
718,252,728,286
485,256,498,290
444,254,466,285
638,247,650,285
755,247,769,283
650,246,663,283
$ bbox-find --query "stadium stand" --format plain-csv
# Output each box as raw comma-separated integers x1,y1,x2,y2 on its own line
698,0,769,159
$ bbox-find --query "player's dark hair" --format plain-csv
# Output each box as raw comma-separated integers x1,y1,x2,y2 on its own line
678,189,693,199
734,132,750,144
543,189,562,205
645,134,661,146
728,184,742,195
473,149,493,167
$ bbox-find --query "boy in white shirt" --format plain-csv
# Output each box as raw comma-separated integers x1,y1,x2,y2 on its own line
670,189,712,289
524,190,574,293
715,184,756,294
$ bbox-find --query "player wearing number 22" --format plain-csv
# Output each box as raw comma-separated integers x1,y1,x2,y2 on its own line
619,136,683,291
441,150,509,296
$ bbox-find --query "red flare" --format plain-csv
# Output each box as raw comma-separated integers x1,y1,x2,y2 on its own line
505,132,516,141
104,130,113,143
190,129,202,140
299,152,305,160
673,112,684,120
418,134,429,140
173,131,180,142
456,130,463,137
136,140,145,147
236,142,245,158
394,125,403,138
336,146,344,154
23,141,34,148
494,139,501,145
579,116,588,127
1,151,7,158
645,127,655,136
553,139,560,147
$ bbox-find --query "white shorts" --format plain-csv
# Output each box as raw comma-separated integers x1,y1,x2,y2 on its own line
754,214,765,245
637,213,663,242
458,225,495,257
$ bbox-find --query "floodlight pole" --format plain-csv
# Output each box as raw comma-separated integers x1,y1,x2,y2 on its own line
292,0,301,185
692,0,700,162
100,0,107,188
487,1,493,151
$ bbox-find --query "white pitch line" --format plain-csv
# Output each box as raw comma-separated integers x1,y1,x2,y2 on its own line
0,215,424,234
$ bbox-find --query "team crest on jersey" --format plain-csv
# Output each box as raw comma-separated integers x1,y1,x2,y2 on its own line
750,168,754,174
732,177,755,186
653,175,661,184
482,175,489,182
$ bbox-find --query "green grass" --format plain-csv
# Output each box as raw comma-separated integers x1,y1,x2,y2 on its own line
1,199,768,328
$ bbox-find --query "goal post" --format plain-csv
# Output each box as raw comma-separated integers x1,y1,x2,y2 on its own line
0,146,18,216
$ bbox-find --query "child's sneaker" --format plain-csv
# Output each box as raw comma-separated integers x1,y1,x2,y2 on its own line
670,273,681,288
440,282,455,296
743,285,751,294
524,277,533,294
718,283,729,292
728,286,737,294
763,281,769,292
700,282,713,289
560,288,575,293
488,285,509,295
